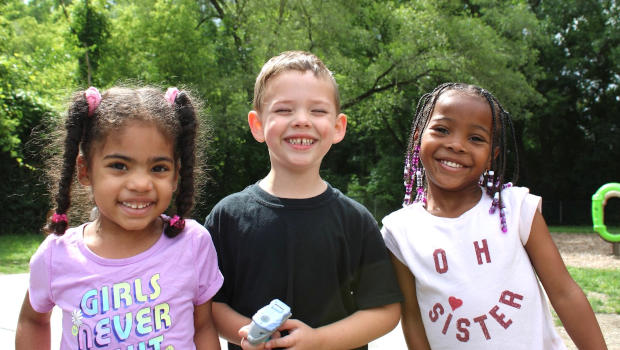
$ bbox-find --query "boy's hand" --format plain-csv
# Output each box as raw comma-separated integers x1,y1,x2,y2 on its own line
263,319,322,350
238,324,282,350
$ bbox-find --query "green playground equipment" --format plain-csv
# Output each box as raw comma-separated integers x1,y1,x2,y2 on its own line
592,183,620,255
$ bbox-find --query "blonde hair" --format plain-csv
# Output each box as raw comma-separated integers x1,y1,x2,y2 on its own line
253,51,340,113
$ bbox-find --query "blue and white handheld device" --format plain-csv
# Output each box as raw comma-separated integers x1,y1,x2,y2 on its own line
247,299,292,345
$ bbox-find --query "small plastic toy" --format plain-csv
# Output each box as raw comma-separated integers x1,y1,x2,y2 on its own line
247,299,292,345
592,182,620,250
591,182,620,243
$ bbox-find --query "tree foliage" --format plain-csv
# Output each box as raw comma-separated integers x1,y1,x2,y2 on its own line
523,0,619,223
1,0,617,233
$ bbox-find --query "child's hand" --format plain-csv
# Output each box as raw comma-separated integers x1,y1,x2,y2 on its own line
238,324,282,350
263,319,321,350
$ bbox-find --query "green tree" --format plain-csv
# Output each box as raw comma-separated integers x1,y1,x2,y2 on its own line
4,0,546,224
525,0,619,224
91,0,543,217
60,0,109,86
0,0,77,234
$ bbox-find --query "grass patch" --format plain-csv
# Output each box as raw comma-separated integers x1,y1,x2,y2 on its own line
567,266,620,314
549,225,620,234
549,226,595,234
0,234,44,274
552,266,620,326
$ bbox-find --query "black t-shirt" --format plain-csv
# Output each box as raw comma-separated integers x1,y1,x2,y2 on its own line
205,183,403,350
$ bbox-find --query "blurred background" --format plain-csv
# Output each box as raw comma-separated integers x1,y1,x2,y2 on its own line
1,0,618,235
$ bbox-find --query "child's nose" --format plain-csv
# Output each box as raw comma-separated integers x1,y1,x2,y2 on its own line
292,111,311,127
446,137,466,152
127,172,153,192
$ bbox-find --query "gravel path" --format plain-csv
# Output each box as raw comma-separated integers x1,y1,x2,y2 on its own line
551,233,619,349
552,233,620,270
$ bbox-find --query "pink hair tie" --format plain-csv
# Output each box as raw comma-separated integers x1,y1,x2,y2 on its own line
169,215,185,230
51,213,68,224
84,87,102,117
165,87,179,105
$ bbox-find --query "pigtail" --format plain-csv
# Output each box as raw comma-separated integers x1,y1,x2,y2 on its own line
403,83,456,206
479,89,520,233
46,87,100,235
164,89,198,237
404,83,520,233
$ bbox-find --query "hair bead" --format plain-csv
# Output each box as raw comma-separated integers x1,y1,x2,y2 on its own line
403,83,519,234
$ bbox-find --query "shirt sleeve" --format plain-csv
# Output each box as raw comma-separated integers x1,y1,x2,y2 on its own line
28,236,55,313
510,187,542,245
193,225,224,306
355,212,404,309
381,214,407,265
204,206,230,304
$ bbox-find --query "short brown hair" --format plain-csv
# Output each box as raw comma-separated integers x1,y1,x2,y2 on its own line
253,51,340,113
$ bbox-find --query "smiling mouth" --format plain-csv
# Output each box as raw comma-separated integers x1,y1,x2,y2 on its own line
286,138,315,146
440,160,464,168
121,201,153,209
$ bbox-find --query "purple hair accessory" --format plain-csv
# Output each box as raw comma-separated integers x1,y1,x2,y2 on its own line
165,87,179,105
84,87,101,117
169,215,185,230
51,213,68,224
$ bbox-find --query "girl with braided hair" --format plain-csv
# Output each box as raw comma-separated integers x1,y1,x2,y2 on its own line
381,83,606,349
16,86,223,349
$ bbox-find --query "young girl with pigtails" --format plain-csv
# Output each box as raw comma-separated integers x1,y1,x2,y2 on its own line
381,83,607,349
16,86,223,349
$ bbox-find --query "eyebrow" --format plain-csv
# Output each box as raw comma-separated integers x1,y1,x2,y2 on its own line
103,154,175,163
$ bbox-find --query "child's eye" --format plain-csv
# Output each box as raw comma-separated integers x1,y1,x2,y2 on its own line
432,126,449,134
152,165,170,173
312,109,328,115
108,162,127,171
275,108,292,114
470,135,487,143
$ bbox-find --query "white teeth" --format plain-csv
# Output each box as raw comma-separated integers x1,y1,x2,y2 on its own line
122,202,150,209
441,160,463,168
288,138,314,145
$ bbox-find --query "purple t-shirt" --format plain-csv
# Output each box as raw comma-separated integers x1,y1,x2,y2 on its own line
29,218,223,350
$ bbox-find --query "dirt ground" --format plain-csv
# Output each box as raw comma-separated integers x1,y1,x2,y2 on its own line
550,233,620,349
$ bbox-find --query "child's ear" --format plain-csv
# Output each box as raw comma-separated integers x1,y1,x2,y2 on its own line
332,113,347,144
77,155,91,186
248,110,265,143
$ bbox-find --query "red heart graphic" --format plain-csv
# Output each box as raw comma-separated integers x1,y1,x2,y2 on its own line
449,296,463,311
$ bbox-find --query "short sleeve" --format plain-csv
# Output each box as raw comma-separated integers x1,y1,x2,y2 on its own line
381,214,407,265
204,205,229,303
504,186,542,245
355,212,403,309
193,226,224,306
519,192,542,245
28,236,55,313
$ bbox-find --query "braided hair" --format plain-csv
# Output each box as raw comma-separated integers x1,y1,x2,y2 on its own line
46,86,202,237
403,82,519,232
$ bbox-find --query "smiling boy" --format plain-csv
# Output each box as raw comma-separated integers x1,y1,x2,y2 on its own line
205,51,402,350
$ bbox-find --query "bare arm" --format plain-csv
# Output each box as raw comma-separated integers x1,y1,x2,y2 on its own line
263,302,400,350
194,300,221,350
15,291,52,350
390,253,431,350
213,301,252,345
525,211,607,349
